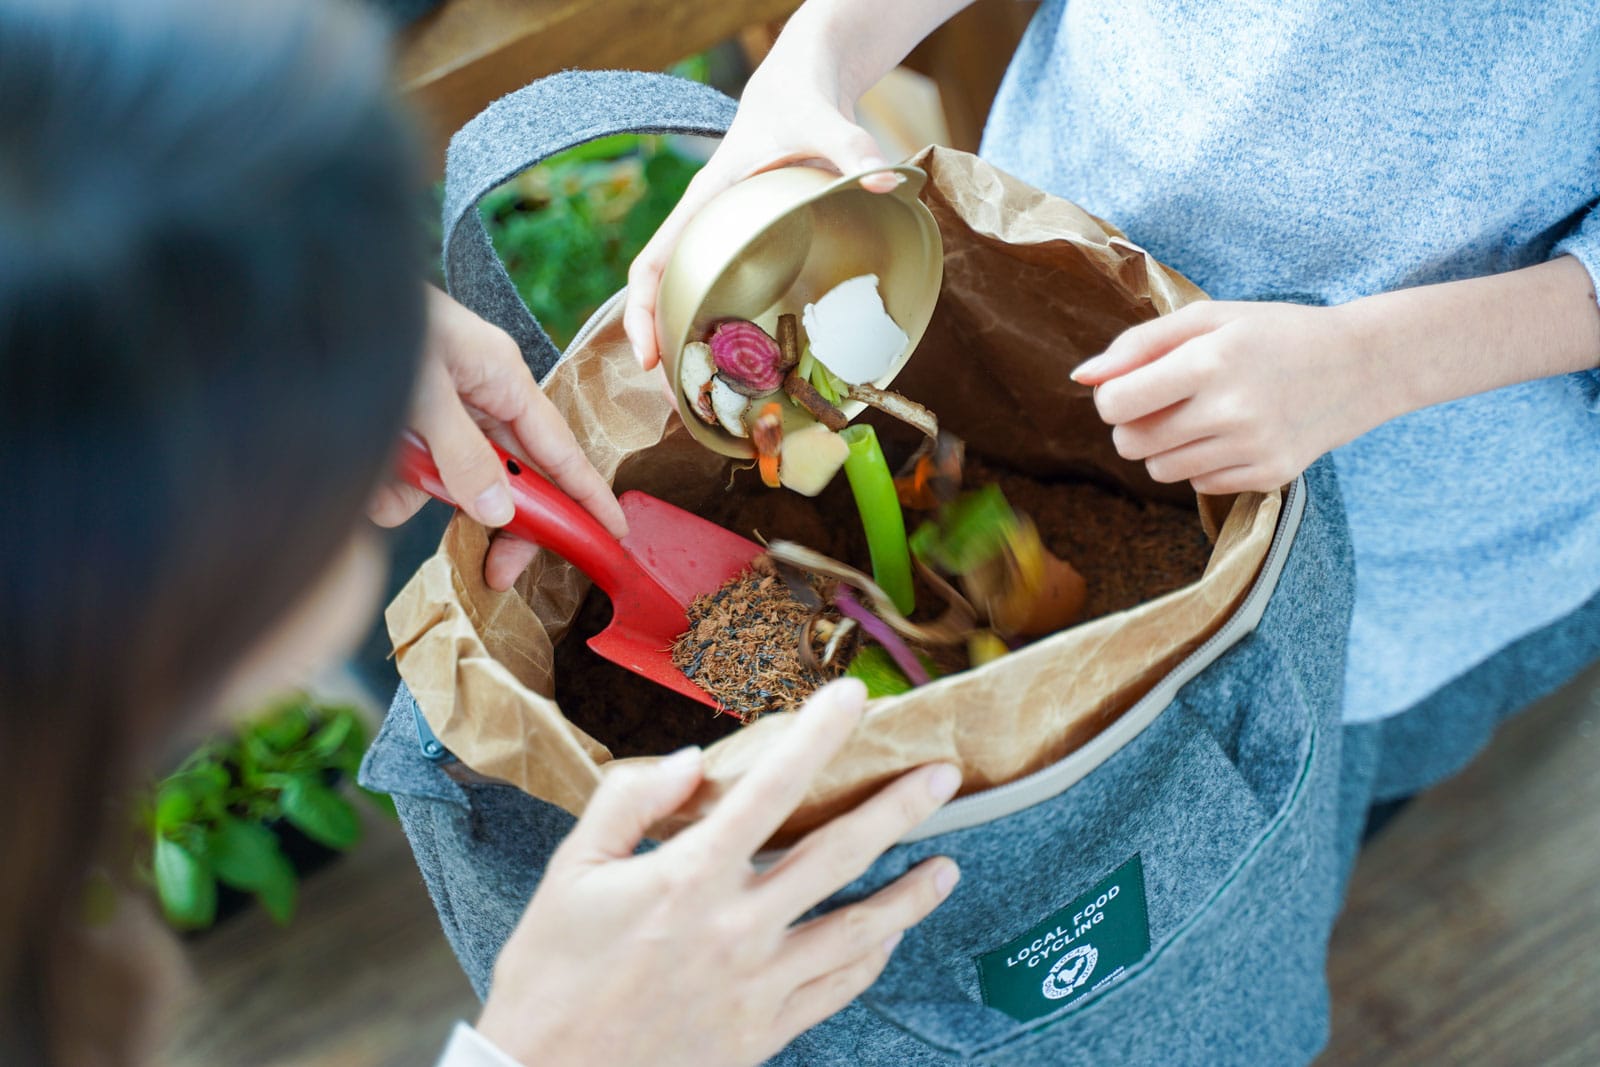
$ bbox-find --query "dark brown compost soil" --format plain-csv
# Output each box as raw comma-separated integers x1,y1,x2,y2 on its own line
553,460,1213,759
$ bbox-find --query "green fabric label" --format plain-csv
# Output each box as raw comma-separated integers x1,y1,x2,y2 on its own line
975,854,1150,1021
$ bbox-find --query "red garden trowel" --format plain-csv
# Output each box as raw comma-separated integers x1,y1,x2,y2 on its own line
397,433,762,708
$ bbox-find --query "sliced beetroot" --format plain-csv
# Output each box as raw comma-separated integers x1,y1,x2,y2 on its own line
709,319,786,396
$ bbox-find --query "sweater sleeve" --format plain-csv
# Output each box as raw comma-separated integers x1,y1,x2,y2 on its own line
435,1022,526,1067
1552,203,1600,412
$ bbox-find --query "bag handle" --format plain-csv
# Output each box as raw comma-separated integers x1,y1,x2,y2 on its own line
441,70,738,378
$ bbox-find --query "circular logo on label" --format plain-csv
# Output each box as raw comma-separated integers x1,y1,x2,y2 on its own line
1041,944,1098,1000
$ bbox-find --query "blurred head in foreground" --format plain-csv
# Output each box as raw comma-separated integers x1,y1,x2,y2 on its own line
0,0,424,1061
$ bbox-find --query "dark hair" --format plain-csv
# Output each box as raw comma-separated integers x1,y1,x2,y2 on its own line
0,1,425,1061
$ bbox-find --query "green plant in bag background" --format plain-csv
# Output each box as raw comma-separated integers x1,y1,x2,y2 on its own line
477,56,710,349
479,135,702,348
138,695,392,931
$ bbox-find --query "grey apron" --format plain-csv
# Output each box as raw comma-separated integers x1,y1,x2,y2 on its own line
359,71,1600,1066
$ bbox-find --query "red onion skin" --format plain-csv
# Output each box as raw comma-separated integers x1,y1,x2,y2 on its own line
835,586,930,687
709,320,785,395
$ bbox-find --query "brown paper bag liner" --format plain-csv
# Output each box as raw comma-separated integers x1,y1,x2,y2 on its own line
387,147,1281,843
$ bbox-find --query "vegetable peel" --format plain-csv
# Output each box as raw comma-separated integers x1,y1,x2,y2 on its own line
751,402,783,489
912,485,1087,639
783,371,850,431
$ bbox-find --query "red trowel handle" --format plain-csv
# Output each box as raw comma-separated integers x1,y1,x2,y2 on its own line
395,432,646,603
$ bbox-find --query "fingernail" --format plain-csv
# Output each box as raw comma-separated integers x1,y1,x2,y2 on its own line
660,745,702,775
860,156,889,172
474,484,515,526
927,764,961,802
935,861,961,897
1071,355,1107,382
882,931,904,954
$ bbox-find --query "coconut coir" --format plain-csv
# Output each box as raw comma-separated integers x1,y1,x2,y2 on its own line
554,462,1213,759
669,557,850,722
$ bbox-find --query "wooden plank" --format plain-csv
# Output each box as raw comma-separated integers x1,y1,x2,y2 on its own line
1323,664,1600,1065
158,807,478,1067
398,0,803,159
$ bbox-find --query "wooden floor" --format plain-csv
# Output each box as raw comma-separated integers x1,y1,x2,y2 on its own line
159,666,1600,1066
1323,663,1600,1066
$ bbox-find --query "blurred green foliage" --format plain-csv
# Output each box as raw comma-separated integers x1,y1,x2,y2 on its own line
137,694,392,931
479,135,702,349
476,54,711,349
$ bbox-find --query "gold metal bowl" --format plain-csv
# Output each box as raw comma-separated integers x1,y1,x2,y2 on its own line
655,164,944,458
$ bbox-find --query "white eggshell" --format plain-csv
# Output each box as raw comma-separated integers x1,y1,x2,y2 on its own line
801,274,910,386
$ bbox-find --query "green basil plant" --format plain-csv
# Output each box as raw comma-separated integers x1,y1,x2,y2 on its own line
137,694,393,931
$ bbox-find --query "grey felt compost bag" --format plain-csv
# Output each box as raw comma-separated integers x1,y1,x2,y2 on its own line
360,71,1437,1065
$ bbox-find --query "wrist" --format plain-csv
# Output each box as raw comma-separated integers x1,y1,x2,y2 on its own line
762,5,852,109
1333,258,1600,424
441,1023,528,1067
1325,298,1422,430
768,0,973,111
475,999,568,1067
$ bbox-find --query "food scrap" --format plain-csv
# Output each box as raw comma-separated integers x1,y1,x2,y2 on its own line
670,557,852,722
802,274,910,385
665,276,1097,723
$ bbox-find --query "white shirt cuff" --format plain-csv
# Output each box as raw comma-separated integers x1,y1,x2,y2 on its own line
435,1021,525,1067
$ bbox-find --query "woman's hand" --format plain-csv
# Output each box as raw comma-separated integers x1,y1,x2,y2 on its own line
1075,257,1600,495
622,63,895,372
623,0,974,371
1072,300,1391,494
475,679,962,1067
369,285,626,590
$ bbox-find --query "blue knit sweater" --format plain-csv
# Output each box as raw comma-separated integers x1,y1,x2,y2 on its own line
981,0,1600,722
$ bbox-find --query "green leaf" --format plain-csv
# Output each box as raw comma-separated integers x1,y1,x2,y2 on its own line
207,817,292,892
206,818,299,925
153,781,196,832
334,730,370,779
307,713,354,759
279,777,361,850
153,837,216,929
482,141,703,351
844,645,940,700
252,699,313,751
666,53,710,84
164,758,230,823
254,861,297,926
551,133,640,164
910,485,1019,575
